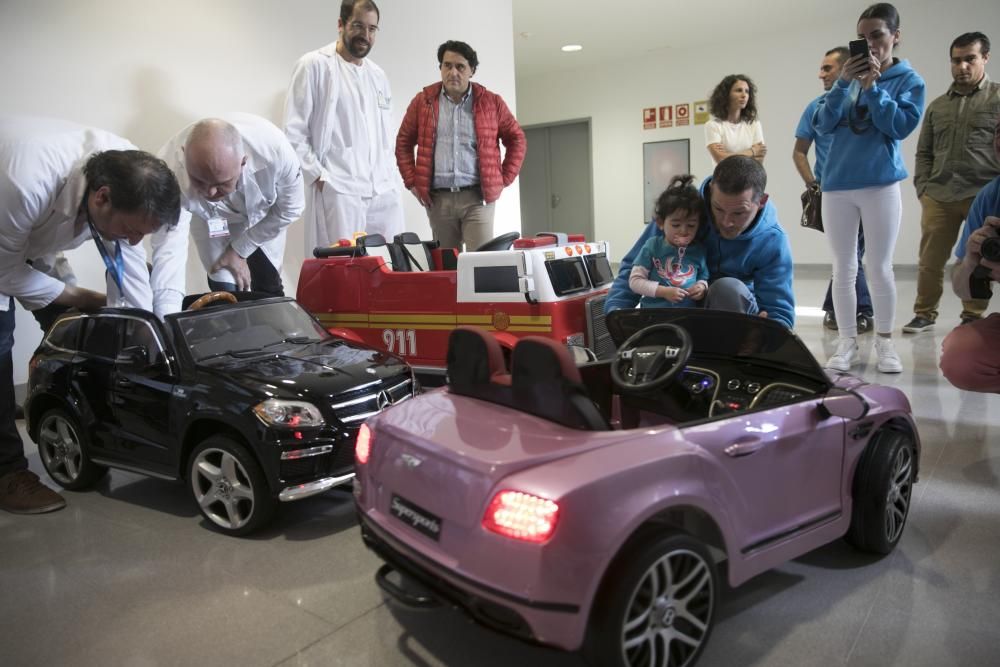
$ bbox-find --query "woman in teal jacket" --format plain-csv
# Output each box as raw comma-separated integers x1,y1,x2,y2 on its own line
814,3,925,374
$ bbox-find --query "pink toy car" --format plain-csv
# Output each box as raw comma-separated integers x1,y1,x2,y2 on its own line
354,308,919,667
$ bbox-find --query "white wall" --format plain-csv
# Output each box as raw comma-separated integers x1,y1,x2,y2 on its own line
516,0,1000,269
0,0,517,383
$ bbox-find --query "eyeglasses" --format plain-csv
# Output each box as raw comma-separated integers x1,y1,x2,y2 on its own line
348,21,379,35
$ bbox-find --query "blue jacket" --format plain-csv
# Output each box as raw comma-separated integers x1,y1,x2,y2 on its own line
795,96,832,183
813,59,925,191
955,175,1000,260
607,177,796,328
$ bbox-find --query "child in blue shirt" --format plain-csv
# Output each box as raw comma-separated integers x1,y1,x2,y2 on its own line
628,175,710,308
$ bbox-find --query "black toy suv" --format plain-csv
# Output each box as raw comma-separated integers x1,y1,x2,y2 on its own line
25,295,415,535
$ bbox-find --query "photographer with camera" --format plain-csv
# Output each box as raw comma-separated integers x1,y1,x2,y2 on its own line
940,111,1000,392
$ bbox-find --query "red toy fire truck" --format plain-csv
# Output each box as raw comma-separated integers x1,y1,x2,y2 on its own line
296,232,614,376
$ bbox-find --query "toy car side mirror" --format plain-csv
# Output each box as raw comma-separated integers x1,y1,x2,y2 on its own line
116,345,150,371
819,387,869,420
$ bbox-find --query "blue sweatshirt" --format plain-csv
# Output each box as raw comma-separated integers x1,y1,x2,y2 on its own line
955,175,1000,260
606,177,796,328
812,59,925,191
795,96,832,183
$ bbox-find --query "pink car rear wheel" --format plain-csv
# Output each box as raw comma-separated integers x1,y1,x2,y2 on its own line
585,532,717,667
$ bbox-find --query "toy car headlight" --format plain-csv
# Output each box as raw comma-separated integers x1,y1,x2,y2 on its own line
253,400,326,427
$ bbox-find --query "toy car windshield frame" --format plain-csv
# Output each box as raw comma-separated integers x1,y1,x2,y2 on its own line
606,308,831,384
166,297,330,362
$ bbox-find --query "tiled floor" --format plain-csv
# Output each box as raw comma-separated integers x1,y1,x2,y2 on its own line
3,274,1000,667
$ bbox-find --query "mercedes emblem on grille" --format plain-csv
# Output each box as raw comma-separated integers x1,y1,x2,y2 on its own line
377,390,391,410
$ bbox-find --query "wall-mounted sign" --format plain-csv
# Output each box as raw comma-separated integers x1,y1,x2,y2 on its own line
658,105,673,128
694,100,710,125
676,103,690,126
643,107,656,130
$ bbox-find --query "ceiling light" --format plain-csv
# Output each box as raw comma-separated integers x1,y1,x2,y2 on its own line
561,44,583,52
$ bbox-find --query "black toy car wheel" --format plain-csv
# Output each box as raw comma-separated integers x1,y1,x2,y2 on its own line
189,435,275,536
847,428,915,554
586,532,717,667
36,408,108,490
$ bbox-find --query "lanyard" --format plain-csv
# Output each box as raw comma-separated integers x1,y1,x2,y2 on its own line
84,207,125,303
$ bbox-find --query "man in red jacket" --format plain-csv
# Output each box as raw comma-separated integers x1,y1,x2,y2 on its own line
396,40,526,251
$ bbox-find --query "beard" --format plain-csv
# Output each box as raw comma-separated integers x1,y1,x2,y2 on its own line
345,36,371,59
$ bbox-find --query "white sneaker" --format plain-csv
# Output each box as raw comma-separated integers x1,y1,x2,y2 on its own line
875,337,903,373
826,337,858,372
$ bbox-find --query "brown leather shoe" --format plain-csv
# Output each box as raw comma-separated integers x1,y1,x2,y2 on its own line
0,470,67,514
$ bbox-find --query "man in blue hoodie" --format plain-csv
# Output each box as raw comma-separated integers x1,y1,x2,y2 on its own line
606,156,795,329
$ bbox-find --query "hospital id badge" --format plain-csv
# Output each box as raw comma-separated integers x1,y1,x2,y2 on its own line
377,89,390,110
207,216,230,239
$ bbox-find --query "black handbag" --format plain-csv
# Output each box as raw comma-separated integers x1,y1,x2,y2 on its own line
800,184,823,233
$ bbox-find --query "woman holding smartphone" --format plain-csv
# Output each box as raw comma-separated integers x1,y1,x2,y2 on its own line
704,74,766,164
814,2,925,373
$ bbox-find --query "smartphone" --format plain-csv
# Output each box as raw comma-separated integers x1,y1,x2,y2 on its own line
849,39,870,59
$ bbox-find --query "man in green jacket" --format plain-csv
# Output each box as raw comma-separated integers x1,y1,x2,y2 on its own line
905,32,1000,333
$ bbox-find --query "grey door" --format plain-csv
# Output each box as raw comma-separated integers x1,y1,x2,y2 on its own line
520,121,593,240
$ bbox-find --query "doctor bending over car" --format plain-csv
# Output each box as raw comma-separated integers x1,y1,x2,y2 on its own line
150,113,305,317
284,0,404,252
0,116,180,514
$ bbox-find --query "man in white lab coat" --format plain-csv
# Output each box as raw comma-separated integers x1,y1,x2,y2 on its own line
284,0,404,252
0,116,180,514
150,114,305,317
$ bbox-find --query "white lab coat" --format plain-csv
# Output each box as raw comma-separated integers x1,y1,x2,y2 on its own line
149,113,305,318
0,116,152,312
283,43,401,251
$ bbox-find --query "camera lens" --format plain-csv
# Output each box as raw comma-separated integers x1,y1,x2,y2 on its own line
981,237,1000,262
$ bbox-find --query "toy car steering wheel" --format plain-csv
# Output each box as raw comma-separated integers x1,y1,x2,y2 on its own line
186,291,238,311
611,323,692,393
474,231,520,252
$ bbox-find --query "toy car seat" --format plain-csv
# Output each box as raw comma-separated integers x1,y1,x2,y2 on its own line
357,233,408,271
511,337,609,431
394,232,435,272
446,326,510,391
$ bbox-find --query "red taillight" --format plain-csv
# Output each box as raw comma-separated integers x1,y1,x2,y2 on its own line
355,424,373,464
482,490,559,543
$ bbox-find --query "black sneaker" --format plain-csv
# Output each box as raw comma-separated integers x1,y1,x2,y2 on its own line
856,314,874,334
902,316,934,334
0,470,67,514
823,311,838,331
960,316,980,326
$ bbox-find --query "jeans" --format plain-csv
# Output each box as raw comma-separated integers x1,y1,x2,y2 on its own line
705,277,759,316
0,298,27,477
207,247,284,296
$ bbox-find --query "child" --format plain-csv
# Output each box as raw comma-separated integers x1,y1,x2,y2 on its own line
628,175,710,308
